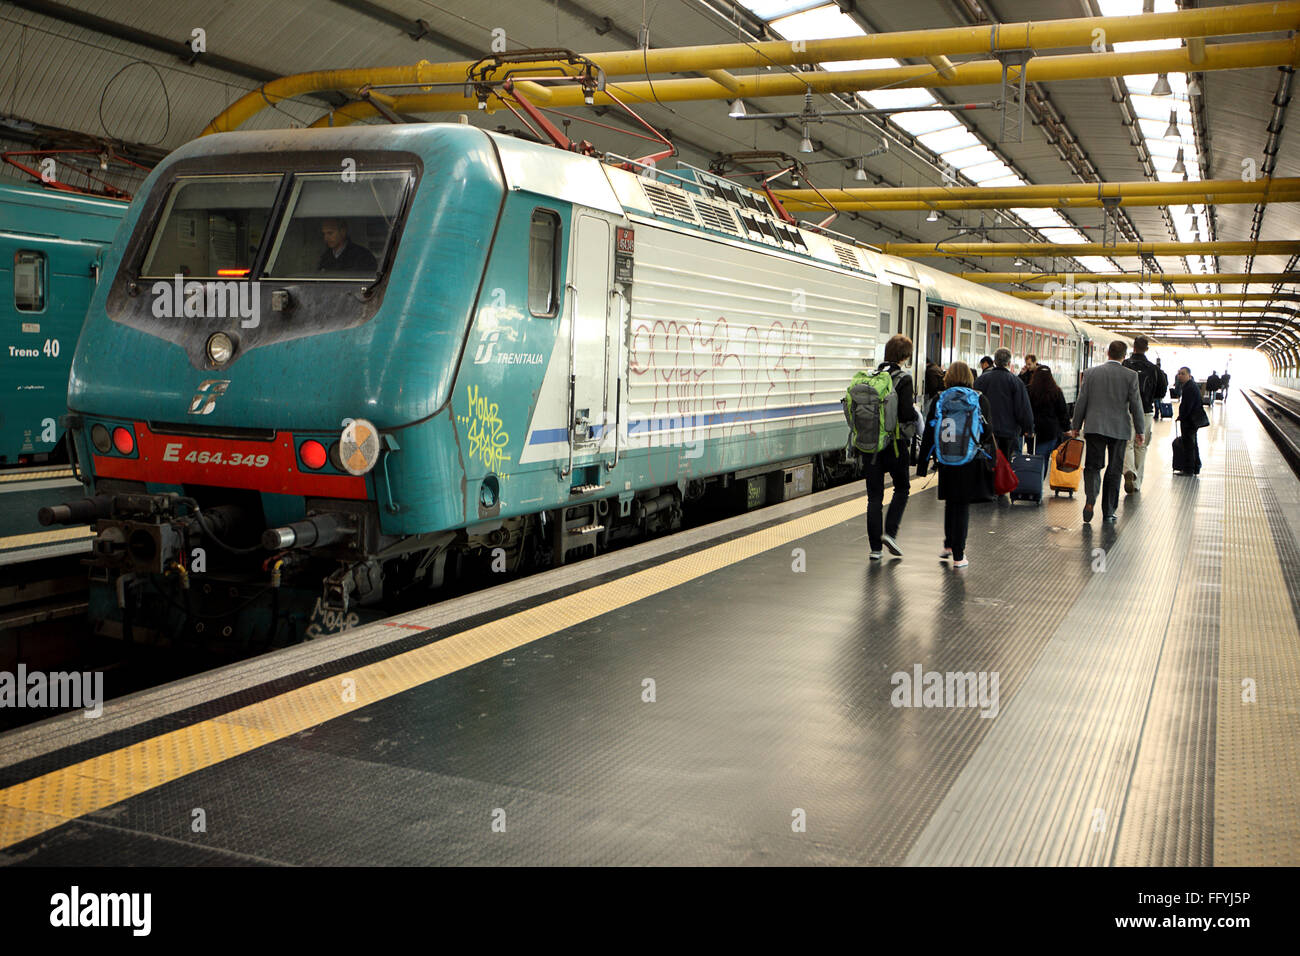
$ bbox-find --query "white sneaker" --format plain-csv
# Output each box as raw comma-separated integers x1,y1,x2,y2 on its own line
869,550,883,561
882,533,903,556
953,556,969,568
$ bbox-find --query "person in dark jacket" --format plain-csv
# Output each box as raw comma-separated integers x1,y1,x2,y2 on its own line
1175,367,1205,476
1220,371,1231,397
923,360,945,411
1153,357,1166,421
978,355,994,373
318,218,379,274
918,361,993,569
1205,371,1222,406
1027,367,1071,466
1019,354,1039,386
862,335,919,560
1121,335,1160,494
973,348,1035,500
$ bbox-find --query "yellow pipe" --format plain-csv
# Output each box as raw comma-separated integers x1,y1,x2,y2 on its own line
703,69,741,93
1012,291,1295,301
960,272,1300,284
779,190,1300,212
205,2,1300,133
304,37,1300,129
776,176,1300,204
926,55,956,79
882,240,1300,257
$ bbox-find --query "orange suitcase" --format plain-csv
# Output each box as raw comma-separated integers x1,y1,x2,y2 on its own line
1048,449,1082,497
1054,437,1084,472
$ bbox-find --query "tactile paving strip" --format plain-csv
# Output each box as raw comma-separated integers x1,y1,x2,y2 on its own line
1213,429,1300,865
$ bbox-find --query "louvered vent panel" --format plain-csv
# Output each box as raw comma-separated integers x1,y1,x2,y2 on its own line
832,243,860,270
692,198,739,234
641,182,699,224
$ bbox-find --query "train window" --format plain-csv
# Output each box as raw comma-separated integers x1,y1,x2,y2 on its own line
527,209,561,316
265,170,413,280
1015,329,1024,354
141,174,282,279
990,323,1000,348
975,319,986,355
13,251,45,312
879,310,891,334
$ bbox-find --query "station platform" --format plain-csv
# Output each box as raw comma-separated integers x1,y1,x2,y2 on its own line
1,392,1297,866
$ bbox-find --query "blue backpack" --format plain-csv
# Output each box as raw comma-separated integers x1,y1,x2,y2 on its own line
930,387,989,467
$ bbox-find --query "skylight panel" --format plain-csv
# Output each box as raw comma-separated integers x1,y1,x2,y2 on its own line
742,0,826,19
1075,256,1120,273
891,110,960,136
860,88,937,110
918,126,979,153
944,144,999,169
981,174,1025,188
772,4,863,40
964,160,1015,183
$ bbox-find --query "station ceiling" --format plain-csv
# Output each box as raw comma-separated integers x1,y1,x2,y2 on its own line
0,0,1295,355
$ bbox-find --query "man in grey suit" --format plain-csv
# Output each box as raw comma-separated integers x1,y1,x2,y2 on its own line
1067,340,1146,524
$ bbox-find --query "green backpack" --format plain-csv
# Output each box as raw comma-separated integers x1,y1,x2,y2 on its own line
843,367,905,456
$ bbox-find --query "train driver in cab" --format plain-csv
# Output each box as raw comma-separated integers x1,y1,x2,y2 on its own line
318,218,378,275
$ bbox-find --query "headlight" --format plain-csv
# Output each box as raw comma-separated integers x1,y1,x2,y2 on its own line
206,332,234,366
339,419,380,475
91,423,112,454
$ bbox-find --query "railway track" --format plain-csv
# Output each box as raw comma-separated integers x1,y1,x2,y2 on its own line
1244,387,1300,478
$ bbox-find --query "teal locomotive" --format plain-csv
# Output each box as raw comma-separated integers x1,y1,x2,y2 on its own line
40,123,1119,643
0,181,126,465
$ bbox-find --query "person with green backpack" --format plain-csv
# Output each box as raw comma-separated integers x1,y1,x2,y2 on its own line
843,334,919,560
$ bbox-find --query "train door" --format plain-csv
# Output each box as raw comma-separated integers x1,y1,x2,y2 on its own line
568,213,617,462
899,285,920,357
926,303,943,368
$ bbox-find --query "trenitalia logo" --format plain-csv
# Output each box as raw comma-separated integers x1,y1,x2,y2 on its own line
150,274,261,329
188,379,231,415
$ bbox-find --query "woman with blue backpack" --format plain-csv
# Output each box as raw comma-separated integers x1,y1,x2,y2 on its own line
917,361,996,569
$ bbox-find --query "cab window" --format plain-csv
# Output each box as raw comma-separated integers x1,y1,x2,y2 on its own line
141,174,281,279
14,251,45,311
264,170,413,280
528,209,561,316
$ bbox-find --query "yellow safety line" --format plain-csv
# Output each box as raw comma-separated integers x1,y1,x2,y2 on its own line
0,468,73,483
0,526,93,551
1215,434,1300,865
0,477,925,849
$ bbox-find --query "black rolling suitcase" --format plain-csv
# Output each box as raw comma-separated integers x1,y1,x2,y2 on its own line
1172,436,1190,473
1010,437,1044,505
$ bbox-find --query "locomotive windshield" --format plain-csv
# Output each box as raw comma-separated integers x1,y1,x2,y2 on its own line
263,170,411,280
140,174,281,279
138,168,414,283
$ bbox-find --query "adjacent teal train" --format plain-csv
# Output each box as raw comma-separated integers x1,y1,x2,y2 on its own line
45,123,1128,643
0,181,126,464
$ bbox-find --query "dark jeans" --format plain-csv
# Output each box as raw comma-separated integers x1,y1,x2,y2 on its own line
993,434,1017,460
1180,421,1202,474
944,500,970,560
863,451,910,550
1083,434,1128,518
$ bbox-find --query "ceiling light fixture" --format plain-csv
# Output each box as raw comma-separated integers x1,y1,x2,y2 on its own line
854,159,869,181
1152,73,1172,96
1165,110,1179,139
799,124,814,153
728,99,745,118
926,207,939,222
1172,148,1186,175
1187,75,1201,97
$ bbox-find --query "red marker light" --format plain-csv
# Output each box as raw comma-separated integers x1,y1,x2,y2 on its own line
300,440,327,469
217,268,250,277
112,426,135,455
